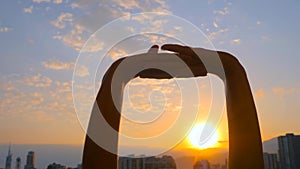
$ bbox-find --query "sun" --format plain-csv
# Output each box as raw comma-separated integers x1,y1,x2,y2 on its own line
188,123,219,149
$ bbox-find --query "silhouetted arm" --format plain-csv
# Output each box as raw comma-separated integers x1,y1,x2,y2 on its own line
161,44,264,169
82,58,125,169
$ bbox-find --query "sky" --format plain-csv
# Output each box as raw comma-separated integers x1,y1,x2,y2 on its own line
0,0,300,161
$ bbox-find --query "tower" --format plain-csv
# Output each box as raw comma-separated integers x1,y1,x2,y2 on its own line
16,157,21,169
5,144,12,169
24,151,36,169
278,133,300,169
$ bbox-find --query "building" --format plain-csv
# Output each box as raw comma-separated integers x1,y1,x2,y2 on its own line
193,160,210,169
263,153,279,169
47,163,67,169
5,145,12,169
278,133,300,169
15,157,21,169
24,151,36,169
118,155,176,169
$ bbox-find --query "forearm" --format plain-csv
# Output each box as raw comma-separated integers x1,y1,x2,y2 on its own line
82,58,126,169
222,56,264,169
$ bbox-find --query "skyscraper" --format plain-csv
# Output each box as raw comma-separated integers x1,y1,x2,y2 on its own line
263,153,279,169
278,133,300,169
118,155,176,169
16,157,21,169
24,151,36,169
5,144,12,169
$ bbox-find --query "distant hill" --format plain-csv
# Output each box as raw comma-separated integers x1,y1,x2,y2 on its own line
263,137,279,154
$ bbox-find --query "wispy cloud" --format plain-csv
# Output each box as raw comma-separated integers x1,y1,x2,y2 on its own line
74,65,90,77
255,88,265,98
213,7,229,15
213,21,218,28
51,12,73,29
53,0,63,4
256,21,262,25
0,27,13,32
272,87,300,95
23,6,34,13
207,28,229,40
53,24,85,51
231,39,241,44
32,0,51,3
51,0,171,51
42,59,75,70
21,74,53,87
0,82,17,91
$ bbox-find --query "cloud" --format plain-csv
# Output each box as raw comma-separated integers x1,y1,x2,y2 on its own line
255,89,265,98
0,27,13,32
32,0,51,3
213,21,218,28
53,24,85,51
112,0,140,9
30,92,45,104
207,28,228,40
21,74,52,87
108,49,128,60
53,0,63,4
213,7,229,15
23,6,34,13
52,0,171,51
256,21,262,25
0,82,17,91
51,13,73,29
42,59,75,70
75,65,90,77
231,39,241,44
272,87,300,95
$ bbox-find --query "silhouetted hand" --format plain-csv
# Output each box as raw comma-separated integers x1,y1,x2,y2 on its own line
135,45,207,79
134,44,242,81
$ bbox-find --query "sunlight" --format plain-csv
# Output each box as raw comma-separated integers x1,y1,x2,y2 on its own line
188,123,219,149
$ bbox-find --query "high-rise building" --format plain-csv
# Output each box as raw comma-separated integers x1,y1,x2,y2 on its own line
263,153,279,169
118,155,176,169
5,144,12,169
278,133,300,169
15,157,21,169
24,151,36,169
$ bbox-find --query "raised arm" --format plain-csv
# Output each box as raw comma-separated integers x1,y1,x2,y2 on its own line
161,44,264,169
82,58,126,169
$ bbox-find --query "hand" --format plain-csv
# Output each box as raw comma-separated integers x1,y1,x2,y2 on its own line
134,45,207,79
160,44,243,81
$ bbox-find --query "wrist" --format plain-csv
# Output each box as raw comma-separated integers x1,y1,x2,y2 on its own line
217,51,246,81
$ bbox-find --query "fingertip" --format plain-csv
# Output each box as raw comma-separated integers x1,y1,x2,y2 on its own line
148,44,159,53
151,45,159,49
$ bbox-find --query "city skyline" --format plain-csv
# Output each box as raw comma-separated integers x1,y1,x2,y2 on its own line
0,132,298,169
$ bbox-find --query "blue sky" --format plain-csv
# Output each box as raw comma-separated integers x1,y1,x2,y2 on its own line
0,0,300,148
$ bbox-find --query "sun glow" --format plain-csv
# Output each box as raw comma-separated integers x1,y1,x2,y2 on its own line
188,123,219,149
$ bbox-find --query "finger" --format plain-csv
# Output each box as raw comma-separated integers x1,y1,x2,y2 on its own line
147,45,159,53
161,44,195,56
